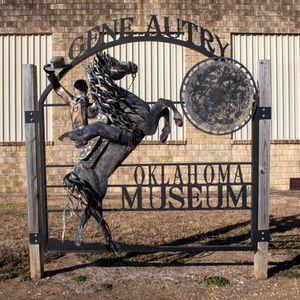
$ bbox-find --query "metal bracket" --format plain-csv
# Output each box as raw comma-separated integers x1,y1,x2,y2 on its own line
25,110,42,123
253,230,270,242
29,233,47,245
254,107,271,120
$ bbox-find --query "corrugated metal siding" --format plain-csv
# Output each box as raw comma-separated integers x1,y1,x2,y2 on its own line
0,34,52,141
232,34,300,140
105,40,185,141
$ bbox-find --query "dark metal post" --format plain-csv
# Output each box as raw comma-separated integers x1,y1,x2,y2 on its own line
39,100,48,246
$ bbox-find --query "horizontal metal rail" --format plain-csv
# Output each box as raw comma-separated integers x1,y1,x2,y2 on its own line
108,183,252,187
45,162,253,168
46,182,252,188
47,207,252,213
42,101,182,107
46,165,74,168
47,239,254,253
43,103,68,107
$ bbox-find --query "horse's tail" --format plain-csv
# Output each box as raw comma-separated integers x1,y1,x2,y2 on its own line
63,171,117,251
63,172,99,207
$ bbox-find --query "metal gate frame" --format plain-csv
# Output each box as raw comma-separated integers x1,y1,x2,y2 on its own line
24,35,271,280
33,108,270,254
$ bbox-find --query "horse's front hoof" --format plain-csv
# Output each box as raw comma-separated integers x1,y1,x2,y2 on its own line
174,115,183,127
58,131,70,141
160,126,171,143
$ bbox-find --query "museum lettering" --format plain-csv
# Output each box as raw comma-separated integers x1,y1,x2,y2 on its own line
120,163,251,210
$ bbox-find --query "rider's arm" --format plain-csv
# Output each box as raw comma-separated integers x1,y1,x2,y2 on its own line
44,65,73,104
55,86,73,104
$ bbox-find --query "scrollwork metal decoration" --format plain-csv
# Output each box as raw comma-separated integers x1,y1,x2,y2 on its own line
180,57,258,135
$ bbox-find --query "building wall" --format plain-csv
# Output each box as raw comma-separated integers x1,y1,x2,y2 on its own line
0,0,300,194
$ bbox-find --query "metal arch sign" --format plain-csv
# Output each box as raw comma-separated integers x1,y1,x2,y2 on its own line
39,15,229,104
68,15,229,62
67,16,258,136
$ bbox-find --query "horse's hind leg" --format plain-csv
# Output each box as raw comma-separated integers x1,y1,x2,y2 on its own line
70,165,117,251
75,207,91,247
88,199,119,252
74,184,117,251
87,181,118,251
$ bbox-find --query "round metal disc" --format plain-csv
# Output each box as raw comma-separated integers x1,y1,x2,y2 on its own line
180,57,258,135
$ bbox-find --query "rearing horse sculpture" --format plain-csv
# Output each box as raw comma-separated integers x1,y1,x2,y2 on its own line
45,52,183,251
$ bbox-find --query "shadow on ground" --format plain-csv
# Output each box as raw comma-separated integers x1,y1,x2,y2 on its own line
43,214,300,278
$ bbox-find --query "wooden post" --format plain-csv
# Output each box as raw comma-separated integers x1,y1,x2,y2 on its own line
23,64,44,279
254,60,271,279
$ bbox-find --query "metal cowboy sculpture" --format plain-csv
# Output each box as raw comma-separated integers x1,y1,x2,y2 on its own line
44,52,183,251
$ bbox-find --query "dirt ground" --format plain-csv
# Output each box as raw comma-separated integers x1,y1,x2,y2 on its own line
0,190,299,300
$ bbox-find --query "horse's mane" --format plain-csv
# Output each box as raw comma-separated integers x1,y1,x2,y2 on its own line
87,52,136,132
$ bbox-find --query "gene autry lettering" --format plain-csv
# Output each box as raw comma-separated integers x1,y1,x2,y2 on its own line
119,163,251,211
69,15,229,60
